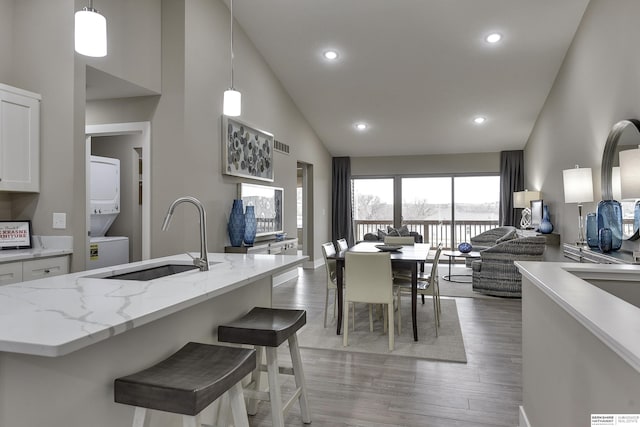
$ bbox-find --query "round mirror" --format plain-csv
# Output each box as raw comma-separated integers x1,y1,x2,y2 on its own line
600,119,640,239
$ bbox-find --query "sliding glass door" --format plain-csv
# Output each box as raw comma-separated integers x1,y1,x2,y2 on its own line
352,175,500,248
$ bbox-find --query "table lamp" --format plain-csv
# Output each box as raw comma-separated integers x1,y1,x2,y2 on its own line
513,190,541,229
562,165,594,245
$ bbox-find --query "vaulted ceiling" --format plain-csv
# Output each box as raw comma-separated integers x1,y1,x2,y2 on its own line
231,0,590,157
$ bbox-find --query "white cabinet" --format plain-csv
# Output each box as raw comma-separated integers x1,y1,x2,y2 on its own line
0,262,22,286
22,256,69,281
0,83,41,192
0,255,69,285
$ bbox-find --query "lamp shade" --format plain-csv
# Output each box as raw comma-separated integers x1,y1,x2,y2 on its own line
619,147,640,200
562,167,594,203
223,89,242,117
74,8,107,57
513,190,541,209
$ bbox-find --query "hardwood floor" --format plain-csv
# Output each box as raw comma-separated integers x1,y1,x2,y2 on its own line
248,266,522,427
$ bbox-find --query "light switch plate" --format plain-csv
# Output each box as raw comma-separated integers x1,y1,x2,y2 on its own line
53,212,66,229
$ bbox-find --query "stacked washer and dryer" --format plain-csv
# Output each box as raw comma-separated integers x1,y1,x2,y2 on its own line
88,155,129,269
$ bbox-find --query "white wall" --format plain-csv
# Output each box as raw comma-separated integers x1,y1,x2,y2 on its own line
524,0,640,258
352,152,500,176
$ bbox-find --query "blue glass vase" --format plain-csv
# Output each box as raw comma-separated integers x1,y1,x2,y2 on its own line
538,205,554,234
228,199,245,247
598,228,612,253
244,205,257,246
585,212,599,248
596,200,622,251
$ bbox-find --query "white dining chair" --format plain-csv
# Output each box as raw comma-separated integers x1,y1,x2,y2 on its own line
394,243,443,336
343,251,398,351
336,238,349,251
321,242,341,328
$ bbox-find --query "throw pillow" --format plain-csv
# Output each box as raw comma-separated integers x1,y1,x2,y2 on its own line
386,226,400,236
377,229,388,240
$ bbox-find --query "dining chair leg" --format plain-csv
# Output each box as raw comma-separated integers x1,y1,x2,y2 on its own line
396,293,402,335
323,286,330,328
387,302,394,351
343,299,350,347
432,294,439,337
368,304,374,332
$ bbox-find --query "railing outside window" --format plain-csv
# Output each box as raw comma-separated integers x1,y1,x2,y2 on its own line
355,219,499,249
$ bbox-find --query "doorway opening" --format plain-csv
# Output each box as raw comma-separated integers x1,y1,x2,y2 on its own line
85,122,151,269
297,161,314,268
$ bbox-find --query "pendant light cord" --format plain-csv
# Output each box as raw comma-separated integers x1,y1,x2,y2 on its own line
230,0,235,89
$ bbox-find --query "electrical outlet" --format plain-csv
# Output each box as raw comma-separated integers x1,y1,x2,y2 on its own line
53,212,66,229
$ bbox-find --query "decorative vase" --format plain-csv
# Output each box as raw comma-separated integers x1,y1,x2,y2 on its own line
243,205,257,246
585,212,599,248
598,227,613,253
538,205,554,234
457,242,472,253
228,199,245,247
597,200,623,251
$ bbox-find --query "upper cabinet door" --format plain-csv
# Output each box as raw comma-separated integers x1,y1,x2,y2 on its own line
0,83,40,192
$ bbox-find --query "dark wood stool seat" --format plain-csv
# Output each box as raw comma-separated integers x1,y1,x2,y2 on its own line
114,342,255,426
218,307,311,427
218,307,306,347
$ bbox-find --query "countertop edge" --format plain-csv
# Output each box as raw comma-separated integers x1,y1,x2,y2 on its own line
516,261,640,373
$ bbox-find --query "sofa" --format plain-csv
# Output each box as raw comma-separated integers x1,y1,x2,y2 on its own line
471,235,546,297
363,225,423,243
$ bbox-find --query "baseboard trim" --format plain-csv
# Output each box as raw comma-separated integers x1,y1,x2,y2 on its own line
519,405,531,427
302,257,323,270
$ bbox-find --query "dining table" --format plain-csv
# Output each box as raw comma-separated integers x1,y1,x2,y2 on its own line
327,241,431,341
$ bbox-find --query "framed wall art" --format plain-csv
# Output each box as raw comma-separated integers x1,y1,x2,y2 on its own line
222,116,274,182
0,220,32,249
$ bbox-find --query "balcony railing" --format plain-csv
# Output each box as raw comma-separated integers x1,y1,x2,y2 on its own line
355,219,500,249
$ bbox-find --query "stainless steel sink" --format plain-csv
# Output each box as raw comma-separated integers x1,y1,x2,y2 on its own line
102,264,200,281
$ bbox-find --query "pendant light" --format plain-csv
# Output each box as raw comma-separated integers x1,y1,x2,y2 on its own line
223,0,241,116
75,0,107,57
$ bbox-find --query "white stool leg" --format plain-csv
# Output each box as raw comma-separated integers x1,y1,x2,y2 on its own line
213,390,230,427
246,345,263,415
266,346,285,427
288,334,311,424
132,407,146,427
228,382,250,427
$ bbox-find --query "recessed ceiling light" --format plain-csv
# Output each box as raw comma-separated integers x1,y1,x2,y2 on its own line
355,122,368,131
323,50,339,60
473,116,486,124
485,33,502,43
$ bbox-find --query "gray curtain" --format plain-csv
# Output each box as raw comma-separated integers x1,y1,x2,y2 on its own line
332,157,355,246
499,150,524,226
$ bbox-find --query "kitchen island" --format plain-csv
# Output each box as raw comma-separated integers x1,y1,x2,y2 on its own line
0,252,306,427
515,261,640,427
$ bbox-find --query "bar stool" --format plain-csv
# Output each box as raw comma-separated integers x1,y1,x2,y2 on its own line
218,307,311,427
114,342,255,427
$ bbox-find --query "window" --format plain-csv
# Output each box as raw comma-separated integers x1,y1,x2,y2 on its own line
352,178,394,238
352,175,500,248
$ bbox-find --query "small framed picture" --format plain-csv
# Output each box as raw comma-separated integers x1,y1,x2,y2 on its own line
0,220,32,250
530,200,544,232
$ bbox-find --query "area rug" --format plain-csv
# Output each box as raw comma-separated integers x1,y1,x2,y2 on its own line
297,298,467,363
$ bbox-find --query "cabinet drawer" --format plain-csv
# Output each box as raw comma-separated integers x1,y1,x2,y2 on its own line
0,262,23,285
22,256,69,281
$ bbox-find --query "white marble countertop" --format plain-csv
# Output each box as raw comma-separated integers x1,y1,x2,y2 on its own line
0,235,73,263
516,261,640,372
0,252,306,357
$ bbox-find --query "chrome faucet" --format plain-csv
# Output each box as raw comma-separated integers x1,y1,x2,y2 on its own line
161,196,210,271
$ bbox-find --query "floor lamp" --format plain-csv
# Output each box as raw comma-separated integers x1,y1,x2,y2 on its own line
563,166,594,245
